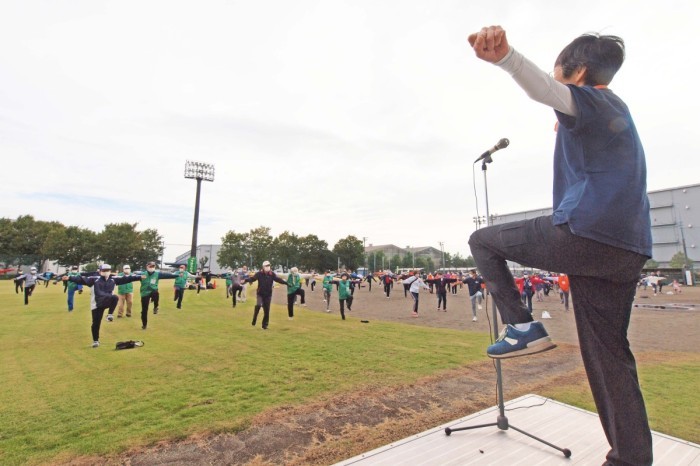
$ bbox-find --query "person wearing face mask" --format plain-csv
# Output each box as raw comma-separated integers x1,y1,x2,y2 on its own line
225,270,243,308
285,267,306,320
64,264,142,348
134,261,179,330
237,266,249,302
173,264,197,310
14,267,47,305
242,260,288,330
117,265,135,318
327,272,359,320
64,265,84,312
321,270,334,312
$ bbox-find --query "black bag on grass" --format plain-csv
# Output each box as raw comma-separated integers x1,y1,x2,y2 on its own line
115,340,144,350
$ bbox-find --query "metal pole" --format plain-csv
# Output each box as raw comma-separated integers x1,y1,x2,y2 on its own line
363,237,367,270
482,163,505,417
190,177,203,259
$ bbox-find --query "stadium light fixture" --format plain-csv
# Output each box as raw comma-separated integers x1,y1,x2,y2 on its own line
184,161,215,273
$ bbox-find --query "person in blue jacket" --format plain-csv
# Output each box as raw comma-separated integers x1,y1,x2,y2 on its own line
64,264,142,348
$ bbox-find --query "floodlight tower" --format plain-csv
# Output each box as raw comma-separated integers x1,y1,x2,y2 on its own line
184,161,215,273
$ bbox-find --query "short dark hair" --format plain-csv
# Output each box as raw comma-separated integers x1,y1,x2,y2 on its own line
555,33,625,86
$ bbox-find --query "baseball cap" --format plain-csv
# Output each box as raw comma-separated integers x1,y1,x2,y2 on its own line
100,264,112,271
123,265,131,270
262,261,271,267
147,261,156,267
30,266,37,272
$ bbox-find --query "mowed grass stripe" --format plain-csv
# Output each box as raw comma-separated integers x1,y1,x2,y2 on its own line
0,281,488,464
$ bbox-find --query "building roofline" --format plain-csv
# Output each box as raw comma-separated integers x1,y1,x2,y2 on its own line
647,182,700,194
496,184,700,217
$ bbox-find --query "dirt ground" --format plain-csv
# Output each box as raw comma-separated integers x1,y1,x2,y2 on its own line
69,281,699,466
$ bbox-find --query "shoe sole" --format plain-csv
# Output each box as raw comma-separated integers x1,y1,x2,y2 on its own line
488,340,557,359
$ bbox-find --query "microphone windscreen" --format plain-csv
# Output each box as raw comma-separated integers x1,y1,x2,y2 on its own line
497,138,510,149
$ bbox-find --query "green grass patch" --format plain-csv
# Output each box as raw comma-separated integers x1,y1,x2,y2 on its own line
0,282,489,464
538,353,700,443
1,282,698,464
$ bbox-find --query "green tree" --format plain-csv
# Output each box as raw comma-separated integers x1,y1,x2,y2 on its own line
273,231,300,270
83,261,99,273
367,251,375,272
669,252,693,268
368,250,385,272
96,223,163,269
298,234,331,271
96,223,140,267
319,249,338,272
332,236,364,270
199,256,209,270
42,225,97,267
451,252,475,268
443,252,452,269
7,215,61,269
246,226,274,268
132,228,164,270
401,246,414,268
391,254,401,271
218,230,249,269
644,259,660,269
0,218,15,265
418,257,435,273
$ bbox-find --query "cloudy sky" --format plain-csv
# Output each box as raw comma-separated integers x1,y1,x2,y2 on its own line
2,0,697,263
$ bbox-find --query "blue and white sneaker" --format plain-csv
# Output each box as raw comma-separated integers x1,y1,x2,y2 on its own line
487,322,556,359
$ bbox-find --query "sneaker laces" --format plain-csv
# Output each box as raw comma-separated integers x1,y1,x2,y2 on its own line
495,326,509,343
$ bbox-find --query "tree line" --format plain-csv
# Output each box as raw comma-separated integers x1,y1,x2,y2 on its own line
0,215,163,272
0,215,475,274
217,226,476,273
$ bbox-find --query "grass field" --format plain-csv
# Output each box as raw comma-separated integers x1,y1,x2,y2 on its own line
0,280,697,464
0,281,490,465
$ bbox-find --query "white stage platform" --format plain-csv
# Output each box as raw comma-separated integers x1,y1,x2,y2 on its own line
336,394,700,465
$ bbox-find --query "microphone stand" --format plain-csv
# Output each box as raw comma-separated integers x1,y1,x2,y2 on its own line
444,156,571,459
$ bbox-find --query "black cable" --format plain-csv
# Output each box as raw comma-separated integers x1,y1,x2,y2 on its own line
473,163,481,226
505,397,550,411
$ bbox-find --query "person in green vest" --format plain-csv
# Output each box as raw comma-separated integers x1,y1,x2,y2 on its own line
321,270,334,312
136,261,179,329
65,265,83,312
173,264,197,309
329,272,357,320
225,272,233,299
116,264,135,317
286,267,306,320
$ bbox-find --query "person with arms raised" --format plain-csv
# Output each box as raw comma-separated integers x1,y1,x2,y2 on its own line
466,25,652,465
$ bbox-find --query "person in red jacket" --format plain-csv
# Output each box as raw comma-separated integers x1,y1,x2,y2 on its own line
514,273,546,314
558,273,571,311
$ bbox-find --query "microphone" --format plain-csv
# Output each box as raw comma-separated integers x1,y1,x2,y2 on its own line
474,138,510,163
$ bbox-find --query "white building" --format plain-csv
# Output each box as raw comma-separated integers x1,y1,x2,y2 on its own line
175,244,225,274
489,183,700,269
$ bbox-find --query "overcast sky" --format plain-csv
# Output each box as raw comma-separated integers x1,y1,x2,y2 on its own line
2,0,697,263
